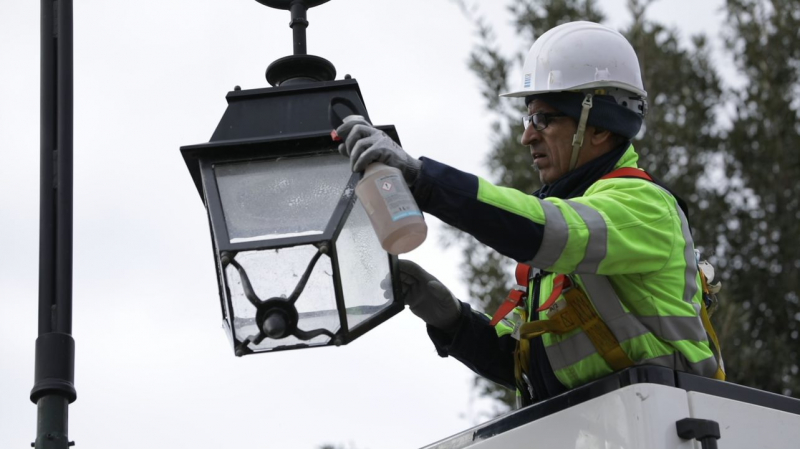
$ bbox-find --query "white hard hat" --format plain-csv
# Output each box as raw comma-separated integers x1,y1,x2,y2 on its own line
501,21,647,103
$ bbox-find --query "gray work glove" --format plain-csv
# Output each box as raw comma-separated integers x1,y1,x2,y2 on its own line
381,260,462,332
335,115,422,185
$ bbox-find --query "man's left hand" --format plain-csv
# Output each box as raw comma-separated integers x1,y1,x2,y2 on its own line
380,260,463,332
336,116,422,185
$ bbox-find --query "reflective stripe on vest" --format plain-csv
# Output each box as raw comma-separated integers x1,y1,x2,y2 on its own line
530,201,568,269
564,201,608,273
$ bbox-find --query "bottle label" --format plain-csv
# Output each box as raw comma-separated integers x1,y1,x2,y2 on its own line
375,173,422,221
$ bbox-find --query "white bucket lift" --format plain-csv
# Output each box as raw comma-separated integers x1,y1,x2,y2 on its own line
423,366,800,449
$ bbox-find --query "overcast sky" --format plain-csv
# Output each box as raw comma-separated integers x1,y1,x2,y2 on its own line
1,1,725,448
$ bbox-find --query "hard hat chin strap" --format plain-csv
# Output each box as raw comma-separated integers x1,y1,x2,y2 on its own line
569,93,594,170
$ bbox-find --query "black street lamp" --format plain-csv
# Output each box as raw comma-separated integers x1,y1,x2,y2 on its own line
181,0,405,357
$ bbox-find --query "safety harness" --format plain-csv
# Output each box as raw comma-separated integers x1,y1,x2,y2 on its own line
491,167,726,402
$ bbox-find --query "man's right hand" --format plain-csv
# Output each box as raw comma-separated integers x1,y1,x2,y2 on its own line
381,260,462,332
335,115,422,185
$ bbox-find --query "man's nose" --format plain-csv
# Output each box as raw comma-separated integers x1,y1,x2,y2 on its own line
521,124,541,146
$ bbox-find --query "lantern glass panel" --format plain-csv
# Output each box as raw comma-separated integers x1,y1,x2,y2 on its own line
336,201,394,331
215,154,351,244
226,246,339,351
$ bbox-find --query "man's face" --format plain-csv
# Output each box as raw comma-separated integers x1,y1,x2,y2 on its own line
522,99,578,185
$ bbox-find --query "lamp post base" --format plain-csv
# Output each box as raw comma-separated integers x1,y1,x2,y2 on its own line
33,395,72,449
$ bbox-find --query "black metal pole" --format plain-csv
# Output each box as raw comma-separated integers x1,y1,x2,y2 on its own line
38,0,56,335
262,0,336,86
55,0,74,335
31,1,76,448
289,1,308,55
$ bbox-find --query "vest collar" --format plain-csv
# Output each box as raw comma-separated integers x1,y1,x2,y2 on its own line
534,142,638,200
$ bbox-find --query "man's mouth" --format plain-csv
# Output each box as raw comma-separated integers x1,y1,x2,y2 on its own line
532,152,547,161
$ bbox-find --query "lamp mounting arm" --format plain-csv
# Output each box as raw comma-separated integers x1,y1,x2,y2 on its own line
257,0,336,86
254,0,331,55
289,1,309,55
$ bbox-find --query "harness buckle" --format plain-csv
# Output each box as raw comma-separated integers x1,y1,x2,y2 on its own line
510,312,524,341
521,373,536,401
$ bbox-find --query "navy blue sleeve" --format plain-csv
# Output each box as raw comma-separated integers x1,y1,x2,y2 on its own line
427,302,518,391
411,157,545,262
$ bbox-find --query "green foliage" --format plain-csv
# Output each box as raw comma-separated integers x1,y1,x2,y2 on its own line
712,0,800,394
446,0,800,412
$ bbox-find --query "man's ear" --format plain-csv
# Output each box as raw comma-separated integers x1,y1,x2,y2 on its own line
590,127,614,146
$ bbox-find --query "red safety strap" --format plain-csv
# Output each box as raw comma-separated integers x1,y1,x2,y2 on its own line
600,167,653,181
489,290,525,326
515,263,531,286
489,264,532,326
537,274,571,312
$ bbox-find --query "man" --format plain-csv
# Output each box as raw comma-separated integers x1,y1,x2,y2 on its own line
337,21,721,406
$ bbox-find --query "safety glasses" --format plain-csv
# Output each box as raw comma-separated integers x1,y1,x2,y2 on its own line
522,112,567,131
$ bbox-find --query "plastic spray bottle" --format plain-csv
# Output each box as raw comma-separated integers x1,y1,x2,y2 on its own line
336,115,427,254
